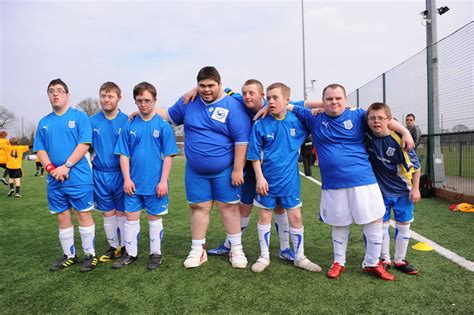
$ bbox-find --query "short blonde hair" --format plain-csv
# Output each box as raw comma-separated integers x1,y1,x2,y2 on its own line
266,82,291,98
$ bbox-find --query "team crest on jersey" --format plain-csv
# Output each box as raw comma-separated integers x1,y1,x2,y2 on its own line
211,107,229,123
290,128,296,137
386,147,396,157
68,121,76,128
343,120,353,130
153,130,160,138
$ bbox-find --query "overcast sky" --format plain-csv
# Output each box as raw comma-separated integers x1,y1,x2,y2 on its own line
1,0,472,136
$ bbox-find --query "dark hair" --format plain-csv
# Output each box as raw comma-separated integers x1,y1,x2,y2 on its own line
322,83,346,98
266,82,291,98
100,81,122,98
9,137,19,145
133,82,157,99
197,66,221,83
243,79,264,93
406,113,416,120
367,102,392,119
47,78,69,93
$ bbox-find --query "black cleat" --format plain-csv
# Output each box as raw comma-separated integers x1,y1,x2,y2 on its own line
80,254,98,272
50,255,78,271
1,178,7,185
15,193,22,198
147,253,162,270
7,189,14,197
379,257,391,271
99,246,123,263
394,259,418,275
112,254,137,269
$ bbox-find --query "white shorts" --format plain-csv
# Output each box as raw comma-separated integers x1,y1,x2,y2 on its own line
320,183,385,226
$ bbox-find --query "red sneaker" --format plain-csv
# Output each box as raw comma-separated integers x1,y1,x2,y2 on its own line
363,261,395,281
327,262,345,279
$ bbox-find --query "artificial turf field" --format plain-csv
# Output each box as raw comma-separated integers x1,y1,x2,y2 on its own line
1,159,473,313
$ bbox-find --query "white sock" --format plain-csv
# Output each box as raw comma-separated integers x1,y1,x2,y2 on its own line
223,237,231,248
363,222,383,267
274,213,290,250
257,223,271,259
290,226,304,261
192,239,205,250
103,215,119,248
149,219,163,255
79,224,96,256
394,223,411,263
59,226,75,258
332,225,350,266
227,232,242,247
381,222,391,262
241,216,250,233
117,215,126,247
124,220,140,257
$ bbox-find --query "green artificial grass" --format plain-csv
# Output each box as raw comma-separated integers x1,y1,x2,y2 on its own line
0,160,472,313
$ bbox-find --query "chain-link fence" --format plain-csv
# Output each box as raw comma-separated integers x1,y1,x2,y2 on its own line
348,22,474,200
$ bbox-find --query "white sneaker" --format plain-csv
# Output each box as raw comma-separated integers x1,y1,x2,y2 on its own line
183,245,207,269
294,256,322,272
229,244,247,269
251,256,270,273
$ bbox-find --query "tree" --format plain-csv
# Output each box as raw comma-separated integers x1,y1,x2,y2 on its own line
452,124,469,132
0,106,16,129
76,98,100,117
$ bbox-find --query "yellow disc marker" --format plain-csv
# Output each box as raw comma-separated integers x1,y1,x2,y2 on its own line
412,242,433,251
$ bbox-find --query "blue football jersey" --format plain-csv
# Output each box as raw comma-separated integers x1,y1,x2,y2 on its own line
114,114,178,195
365,130,420,197
292,106,377,189
33,107,93,188
90,110,128,172
167,94,251,174
247,111,308,197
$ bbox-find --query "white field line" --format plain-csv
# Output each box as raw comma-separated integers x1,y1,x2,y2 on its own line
299,171,474,272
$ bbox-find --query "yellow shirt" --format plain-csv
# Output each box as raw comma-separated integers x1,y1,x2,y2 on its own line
0,138,8,164
0,145,29,169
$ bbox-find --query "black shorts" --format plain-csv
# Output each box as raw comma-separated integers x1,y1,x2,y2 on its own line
7,168,23,179
0,163,6,169
36,162,43,167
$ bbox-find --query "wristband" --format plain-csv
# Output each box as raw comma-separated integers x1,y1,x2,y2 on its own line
45,163,56,173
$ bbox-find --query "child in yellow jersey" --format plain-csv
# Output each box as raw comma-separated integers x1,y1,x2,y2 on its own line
35,155,45,177
0,137,30,197
0,131,9,185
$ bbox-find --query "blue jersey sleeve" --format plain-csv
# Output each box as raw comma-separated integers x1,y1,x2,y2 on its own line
247,121,263,161
33,119,46,152
407,148,421,170
161,121,179,156
77,112,92,144
167,97,186,126
114,122,130,157
228,101,251,145
291,106,314,130
289,100,305,107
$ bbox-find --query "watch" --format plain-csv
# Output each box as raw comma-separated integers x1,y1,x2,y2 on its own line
65,161,73,168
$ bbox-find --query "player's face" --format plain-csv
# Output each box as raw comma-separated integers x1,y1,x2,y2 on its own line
47,84,69,110
266,88,289,119
242,84,264,111
100,90,121,113
134,90,156,116
405,116,415,128
197,79,221,103
367,109,391,136
323,87,346,117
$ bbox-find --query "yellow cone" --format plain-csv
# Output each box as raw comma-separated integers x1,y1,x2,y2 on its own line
412,242,433,251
